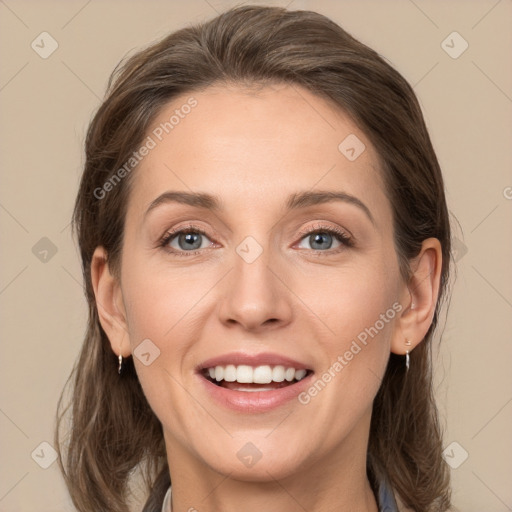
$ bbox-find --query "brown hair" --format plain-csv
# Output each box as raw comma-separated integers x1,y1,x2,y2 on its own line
55,5,452,511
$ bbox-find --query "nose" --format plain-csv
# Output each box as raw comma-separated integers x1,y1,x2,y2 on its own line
218,244,294,332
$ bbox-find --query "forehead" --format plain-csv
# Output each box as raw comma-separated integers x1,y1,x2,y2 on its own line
126,83,390,225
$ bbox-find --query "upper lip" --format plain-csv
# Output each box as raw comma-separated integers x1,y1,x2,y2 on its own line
197,352,313,372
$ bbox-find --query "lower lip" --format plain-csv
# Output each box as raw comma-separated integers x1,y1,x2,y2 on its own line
197,372,314,412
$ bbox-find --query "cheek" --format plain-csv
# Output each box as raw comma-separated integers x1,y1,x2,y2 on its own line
121,255,213,343
119,258,202,431
297,258,399,388
297,258,399,337
119,255,219,414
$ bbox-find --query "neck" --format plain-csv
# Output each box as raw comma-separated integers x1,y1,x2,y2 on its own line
164,423,378,512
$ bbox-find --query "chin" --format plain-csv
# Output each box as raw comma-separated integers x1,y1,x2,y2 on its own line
196,438,310,482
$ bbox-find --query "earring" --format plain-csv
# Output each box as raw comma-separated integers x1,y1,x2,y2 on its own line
405,339,412,372
118,354,123,375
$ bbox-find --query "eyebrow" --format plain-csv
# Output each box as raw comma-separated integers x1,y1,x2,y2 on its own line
144,190,374,224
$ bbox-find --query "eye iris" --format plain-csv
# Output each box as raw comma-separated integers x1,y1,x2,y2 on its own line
310,232,332,250
179,232,202,250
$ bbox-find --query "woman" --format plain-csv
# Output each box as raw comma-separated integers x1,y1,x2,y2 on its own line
55,5,452,512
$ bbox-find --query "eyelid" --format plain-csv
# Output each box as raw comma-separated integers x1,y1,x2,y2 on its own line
295,222,353,242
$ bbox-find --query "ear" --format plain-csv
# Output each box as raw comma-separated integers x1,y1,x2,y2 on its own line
90,246,132,358
391,237,443,355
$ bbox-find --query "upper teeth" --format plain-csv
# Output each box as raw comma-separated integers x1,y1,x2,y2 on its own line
206,365,308,384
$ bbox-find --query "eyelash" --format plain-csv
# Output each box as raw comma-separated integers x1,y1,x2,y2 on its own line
158,223,354,257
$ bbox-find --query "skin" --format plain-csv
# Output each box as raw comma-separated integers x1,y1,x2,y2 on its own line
92,83,442,512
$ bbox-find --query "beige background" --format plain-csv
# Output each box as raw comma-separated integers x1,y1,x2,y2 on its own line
1,1,511,510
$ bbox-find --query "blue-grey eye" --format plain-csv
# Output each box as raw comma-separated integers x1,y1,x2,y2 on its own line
298,231,341,251
168,231,212,251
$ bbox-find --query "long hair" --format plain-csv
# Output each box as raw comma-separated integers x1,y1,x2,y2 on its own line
55,5,452,511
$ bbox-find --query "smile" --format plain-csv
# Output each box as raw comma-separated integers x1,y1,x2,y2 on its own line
196,354,315,412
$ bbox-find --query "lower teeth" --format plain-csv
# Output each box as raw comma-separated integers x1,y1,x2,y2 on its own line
215,380,297,390
230,386,278,392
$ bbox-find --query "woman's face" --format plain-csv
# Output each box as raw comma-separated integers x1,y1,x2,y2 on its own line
111,84,407,482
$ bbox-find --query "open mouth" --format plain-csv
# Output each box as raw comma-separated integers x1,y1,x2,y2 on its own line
201,364,314,392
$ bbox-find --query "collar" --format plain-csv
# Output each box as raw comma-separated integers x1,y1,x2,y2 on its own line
375,474,400,512
161,478,398,512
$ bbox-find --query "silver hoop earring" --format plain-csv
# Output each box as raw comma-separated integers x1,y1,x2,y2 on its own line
118,354,123,375
404,339,412,372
